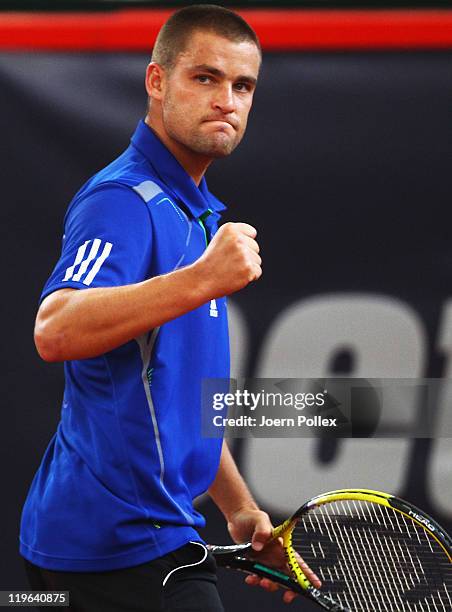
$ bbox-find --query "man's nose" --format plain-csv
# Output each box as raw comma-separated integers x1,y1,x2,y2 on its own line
212,84,235,114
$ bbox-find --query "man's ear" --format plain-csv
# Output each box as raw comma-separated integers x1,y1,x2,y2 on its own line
145,62,166,101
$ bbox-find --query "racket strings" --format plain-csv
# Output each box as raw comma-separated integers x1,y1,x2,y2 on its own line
291,500,452,612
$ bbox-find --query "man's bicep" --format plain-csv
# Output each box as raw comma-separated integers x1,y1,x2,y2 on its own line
40,184,153,304
36,288,76,325
39,287,76,311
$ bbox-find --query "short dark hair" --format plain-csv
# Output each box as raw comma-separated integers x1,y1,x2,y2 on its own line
152,4,261,70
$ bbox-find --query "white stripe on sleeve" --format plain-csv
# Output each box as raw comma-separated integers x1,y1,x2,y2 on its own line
63,240,90,281
72,238,101,281
83,241,113,286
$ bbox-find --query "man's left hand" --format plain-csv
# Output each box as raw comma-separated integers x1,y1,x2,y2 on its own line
227,508,321,604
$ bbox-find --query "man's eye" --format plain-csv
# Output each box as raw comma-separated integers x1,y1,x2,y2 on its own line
234,83,251,92
196,75,212,84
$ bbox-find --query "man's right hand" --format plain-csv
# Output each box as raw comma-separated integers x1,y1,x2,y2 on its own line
195,222,262,298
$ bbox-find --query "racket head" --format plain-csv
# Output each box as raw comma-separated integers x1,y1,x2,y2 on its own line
280,488,452,612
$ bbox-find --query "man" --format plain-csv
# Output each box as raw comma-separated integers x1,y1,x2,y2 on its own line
20,5,317,611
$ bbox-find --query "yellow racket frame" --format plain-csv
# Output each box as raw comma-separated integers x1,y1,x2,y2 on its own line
271,488,452,592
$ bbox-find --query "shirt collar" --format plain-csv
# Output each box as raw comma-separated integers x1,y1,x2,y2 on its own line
130,120,226,219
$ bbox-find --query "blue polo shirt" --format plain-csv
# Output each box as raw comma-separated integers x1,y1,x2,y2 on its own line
20,120,229,571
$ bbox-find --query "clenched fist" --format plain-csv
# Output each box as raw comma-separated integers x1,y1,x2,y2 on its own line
195,222,262,299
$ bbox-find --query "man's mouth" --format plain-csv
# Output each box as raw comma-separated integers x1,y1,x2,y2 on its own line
203,119,237,131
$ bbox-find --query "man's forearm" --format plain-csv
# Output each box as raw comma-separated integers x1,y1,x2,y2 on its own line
208,441,259,522
35,263,211,362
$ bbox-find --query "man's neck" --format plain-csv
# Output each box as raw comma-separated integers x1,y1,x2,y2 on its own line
144,115,211,187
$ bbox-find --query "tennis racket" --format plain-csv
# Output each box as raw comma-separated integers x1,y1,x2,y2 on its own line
209,488,452,611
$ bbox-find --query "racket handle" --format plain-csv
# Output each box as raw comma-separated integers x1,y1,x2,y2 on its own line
213,555,350,611
214,554,303,591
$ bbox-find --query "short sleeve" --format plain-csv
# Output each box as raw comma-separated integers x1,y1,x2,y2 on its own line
40,183,153,303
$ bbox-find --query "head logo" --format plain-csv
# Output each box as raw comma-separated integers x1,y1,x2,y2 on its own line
408,509,436,532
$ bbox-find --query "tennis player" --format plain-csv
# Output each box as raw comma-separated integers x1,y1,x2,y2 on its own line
20,5,319,610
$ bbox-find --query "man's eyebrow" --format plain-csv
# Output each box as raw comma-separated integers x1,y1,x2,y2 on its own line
192,64,257,86
235,74,258,86
192,64,225,77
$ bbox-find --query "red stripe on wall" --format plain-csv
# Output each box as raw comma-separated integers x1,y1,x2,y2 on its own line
1,9,452,51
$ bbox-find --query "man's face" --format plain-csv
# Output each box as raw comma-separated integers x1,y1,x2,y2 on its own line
159,30,260,159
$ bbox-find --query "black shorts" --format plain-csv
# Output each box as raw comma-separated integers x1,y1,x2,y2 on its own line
24,542,224,612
